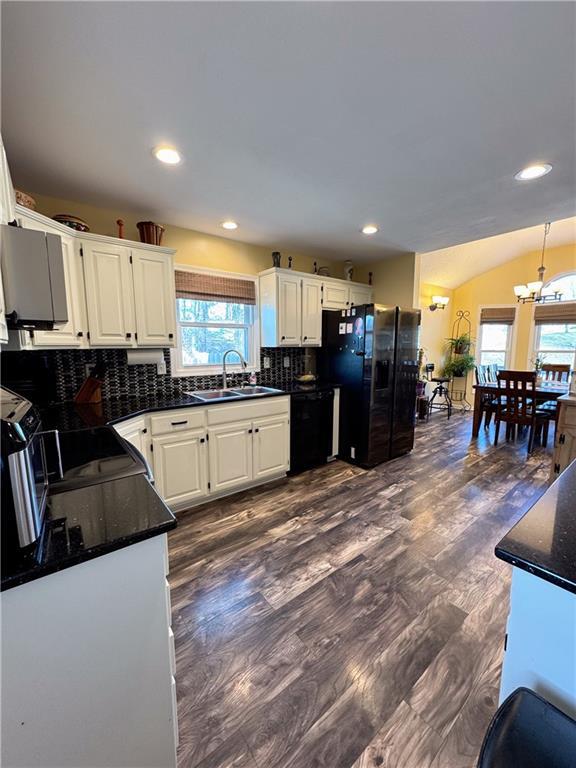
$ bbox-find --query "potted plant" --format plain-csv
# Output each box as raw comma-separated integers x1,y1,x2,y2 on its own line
446,333,473,355
416,347,427,397
443,353,476,400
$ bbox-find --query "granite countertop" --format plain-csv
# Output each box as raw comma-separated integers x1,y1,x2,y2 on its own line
495,459,576,594
1,474,176,592
40,382,338,431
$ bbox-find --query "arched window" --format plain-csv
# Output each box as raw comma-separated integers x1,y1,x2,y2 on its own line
543,272,576,301
533,272,576,366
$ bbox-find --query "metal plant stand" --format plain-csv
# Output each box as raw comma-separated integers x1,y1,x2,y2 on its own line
449,310,473,411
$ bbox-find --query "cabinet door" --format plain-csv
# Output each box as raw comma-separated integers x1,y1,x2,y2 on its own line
278,274,301,346
82,241,136,347
252,416,290,480
349,285,372,307
152,429,208,507
132,250,176,347
208,421,253,493
322,281,349,310
115,417,150,465
301,278,322,346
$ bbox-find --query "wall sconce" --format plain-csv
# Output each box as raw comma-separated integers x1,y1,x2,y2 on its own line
429,295,449,312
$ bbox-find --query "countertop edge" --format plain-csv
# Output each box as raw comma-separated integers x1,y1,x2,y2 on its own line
494,545,576,595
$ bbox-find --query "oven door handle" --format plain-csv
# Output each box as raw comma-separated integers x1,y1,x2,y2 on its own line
39,429,64,480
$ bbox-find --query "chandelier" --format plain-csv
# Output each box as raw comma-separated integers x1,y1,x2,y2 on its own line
514,222,562,303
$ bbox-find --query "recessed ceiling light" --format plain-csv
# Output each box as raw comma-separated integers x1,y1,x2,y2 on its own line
362,224,378,235
153,146,181,165
221,221,238,230
514,164,552,181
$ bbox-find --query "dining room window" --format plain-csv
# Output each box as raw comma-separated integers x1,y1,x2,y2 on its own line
533,299,576,367
478,307,516,369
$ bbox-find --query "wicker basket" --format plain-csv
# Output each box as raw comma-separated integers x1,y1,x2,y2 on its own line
137,221,165,246
15,190,36,210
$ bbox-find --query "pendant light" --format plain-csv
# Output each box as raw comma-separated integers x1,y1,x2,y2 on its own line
513,222,562,303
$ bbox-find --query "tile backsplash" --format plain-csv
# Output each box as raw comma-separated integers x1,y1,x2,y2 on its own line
2,347,313,404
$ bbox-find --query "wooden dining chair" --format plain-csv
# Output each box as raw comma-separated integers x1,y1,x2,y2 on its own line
494,370,539,454
475,365,497,427
541,363,571,384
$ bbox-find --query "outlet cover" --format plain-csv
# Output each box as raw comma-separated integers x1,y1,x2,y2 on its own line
263,356,271,369
283,356,290,368
157,358,167,375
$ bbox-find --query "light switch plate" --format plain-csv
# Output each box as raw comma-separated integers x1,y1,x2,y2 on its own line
283,356,290,368
263,356,270,369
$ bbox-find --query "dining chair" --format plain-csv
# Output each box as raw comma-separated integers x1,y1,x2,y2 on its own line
541,363,571,384
475,365,497,427
494,370,553,455
487,364,499,383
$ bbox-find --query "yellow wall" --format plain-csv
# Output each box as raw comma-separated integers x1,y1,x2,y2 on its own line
30,192,343,277
451,242,575,371
355,252,419,307
419,282,454,370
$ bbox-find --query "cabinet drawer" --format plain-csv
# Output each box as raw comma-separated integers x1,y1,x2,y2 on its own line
207,396,290,425
150,408,206,435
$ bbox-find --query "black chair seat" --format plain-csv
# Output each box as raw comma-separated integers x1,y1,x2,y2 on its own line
477,688,576,768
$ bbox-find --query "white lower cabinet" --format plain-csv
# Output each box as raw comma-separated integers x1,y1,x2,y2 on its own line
208,421,253,493
252,416,290,479
551,395,576,479
115,416,149,461
152,429,209,507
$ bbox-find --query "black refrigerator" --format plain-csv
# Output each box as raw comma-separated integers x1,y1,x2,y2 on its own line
321,304,421,468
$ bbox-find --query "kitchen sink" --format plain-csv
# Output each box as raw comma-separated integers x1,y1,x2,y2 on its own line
185,389,242,401
229,386,284,396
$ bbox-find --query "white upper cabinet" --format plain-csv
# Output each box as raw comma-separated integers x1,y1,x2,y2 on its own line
82,241,136,347
322,281,350,310
10,205,176,350
131,249,176,346
301,278,322,346
349,284,373,307
259,268,371,347
278,273,302,346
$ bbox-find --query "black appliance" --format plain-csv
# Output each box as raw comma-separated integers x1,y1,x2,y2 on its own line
290,388,334,474
0,387,56,553
321,304,420,468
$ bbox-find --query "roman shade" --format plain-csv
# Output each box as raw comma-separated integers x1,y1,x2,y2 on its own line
534,301,576,325
480,307,516,325
175,270,256,305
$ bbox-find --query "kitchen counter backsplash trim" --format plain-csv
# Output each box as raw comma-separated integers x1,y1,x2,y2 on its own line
5,347,307,403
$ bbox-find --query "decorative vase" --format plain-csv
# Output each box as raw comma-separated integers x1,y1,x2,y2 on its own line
344,260,354,281
137,221,164,246
272,251,281,267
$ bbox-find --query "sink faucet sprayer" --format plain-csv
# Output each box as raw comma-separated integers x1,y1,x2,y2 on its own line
222,349,247,389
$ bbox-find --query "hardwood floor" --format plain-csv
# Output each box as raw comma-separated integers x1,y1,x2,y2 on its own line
168,412,553,768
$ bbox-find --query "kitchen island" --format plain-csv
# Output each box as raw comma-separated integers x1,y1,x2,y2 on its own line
1,465,178,767
495,459,576,719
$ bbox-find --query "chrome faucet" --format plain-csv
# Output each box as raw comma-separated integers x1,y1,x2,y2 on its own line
222,349,247,389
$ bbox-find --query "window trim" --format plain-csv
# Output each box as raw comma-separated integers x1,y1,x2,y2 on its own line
527,271,576,366
170,264,260,378
532,322,576,367
476,304,517,369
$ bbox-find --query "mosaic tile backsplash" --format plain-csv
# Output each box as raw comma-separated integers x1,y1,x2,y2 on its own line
3,347,312,404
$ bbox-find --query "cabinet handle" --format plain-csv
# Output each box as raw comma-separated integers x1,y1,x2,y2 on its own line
255,428,260,433
346,301,349,306
171,420,188,426
303,336,308,341
76,331,83,338
126,332,132,339
248,428,253,434
281,336,286,341
200,438,205,444
142,428,147,434
168,333,174,339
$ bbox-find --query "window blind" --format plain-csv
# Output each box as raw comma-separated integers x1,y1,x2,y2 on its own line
480,307,516,325
175,270,256,305
534,301,576,325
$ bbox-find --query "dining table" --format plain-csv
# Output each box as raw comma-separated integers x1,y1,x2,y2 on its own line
472,380,570,437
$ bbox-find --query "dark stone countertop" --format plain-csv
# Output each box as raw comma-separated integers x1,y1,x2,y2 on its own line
1,474,176,592
495,459,576,594
40,382,338,431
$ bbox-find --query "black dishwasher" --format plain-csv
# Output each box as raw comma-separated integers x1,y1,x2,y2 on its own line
290,389,334,474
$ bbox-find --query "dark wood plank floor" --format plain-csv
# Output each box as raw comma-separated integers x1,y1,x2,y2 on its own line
168,413,552,768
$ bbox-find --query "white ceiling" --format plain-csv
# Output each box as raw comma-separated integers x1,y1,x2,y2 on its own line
2,2,575,261
420,215,576,289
